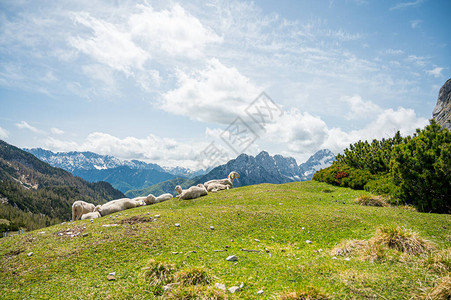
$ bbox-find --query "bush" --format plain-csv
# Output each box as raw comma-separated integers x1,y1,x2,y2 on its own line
364,174,399,198
313,162,373,190
390,120,451,213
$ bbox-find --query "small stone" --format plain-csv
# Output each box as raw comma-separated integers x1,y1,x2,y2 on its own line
344,257,351,261
172,252,179,255
301,227,305,230
318,249,323,252
296,258,300,260
27,252,33,257
225,245,230,248
175,223,180,227
306,240,312,244
279,203,283,205
254,239,260,242
82,233,89,237
107,275,116,281
163,285,170,291
109,272,116,276
146,212,150,215
264,248,270,253
257,290,264,294
332,257,337,260
226,255,238,261
210,226,215,230
228,286,240,293
155,215,160,218
90,219,94,223
199,213,202,216
239,283,244,289
215,283,226,291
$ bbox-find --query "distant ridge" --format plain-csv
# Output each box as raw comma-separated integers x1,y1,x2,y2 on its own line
24,148,207,193
128,149,336,196
1,140,124,230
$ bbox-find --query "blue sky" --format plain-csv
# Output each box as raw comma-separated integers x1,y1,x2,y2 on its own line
0,0,450,169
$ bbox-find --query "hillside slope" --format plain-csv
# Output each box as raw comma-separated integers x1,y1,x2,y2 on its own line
0,181,449,299
0,140,124,230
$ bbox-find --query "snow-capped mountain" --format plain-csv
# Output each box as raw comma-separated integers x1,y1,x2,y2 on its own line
163,166,208,178
24,148,166,172
198,151,302,187
299,149,336,180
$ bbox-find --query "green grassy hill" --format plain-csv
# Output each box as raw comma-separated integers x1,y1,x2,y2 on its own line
1,181,450,299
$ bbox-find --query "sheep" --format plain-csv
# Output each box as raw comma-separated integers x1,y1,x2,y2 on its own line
96,198,144,217
72,200,96,221
80,211,101,220
175,184,208,200
206,182,230,193
132,194,156,206
156,193,173,203
204,171,240,192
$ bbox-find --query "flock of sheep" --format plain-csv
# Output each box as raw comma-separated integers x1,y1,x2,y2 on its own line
71,171,240,221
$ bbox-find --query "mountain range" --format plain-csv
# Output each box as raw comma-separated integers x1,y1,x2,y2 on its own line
126,150,336,197
25,147,335,196
24,148,207,193
0,140,124,231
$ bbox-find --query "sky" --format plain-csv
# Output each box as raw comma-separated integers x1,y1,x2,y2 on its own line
0,0,450,170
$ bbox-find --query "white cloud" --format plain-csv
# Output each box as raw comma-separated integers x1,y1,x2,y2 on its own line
69,12,149,76
259,106,428,158
264,108,329,153
385,49,404,55
161,58,261,124
406,54,428,67
340,95,382,120
322,107,428,153
410,19,422,29
44,132,209,169
0,127,9,139
129,4,222,59
390,0,423,11
51,127,64,135
16,121,45,134
426,66,444,78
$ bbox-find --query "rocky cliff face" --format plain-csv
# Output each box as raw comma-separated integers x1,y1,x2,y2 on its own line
433,78,451,130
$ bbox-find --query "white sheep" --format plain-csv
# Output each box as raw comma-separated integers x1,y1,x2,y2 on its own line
80,211,101,220
72,200,96,221
206,182,230,193
204,171,240,192
175,184,208,200
132,194,156,206
96,198,144,217
156,193,173,203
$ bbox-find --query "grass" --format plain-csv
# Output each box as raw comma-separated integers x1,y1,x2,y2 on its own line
0,181,450,299
354,195,390,207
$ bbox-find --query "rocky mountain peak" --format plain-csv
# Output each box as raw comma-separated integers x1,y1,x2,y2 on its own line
432,78,451,130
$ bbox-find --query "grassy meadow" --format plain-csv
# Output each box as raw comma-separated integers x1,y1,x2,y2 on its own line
1,181,450,299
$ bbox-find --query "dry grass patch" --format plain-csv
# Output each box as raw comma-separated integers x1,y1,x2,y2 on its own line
330,239,368,257
354,195,389,207
119,215,153,225
331,226,436,262
425,249,451,274
165,285,227,300
425,276,451,300
278,286,329,300
143,259,177,292
174,266,213,286
370,226,435,255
